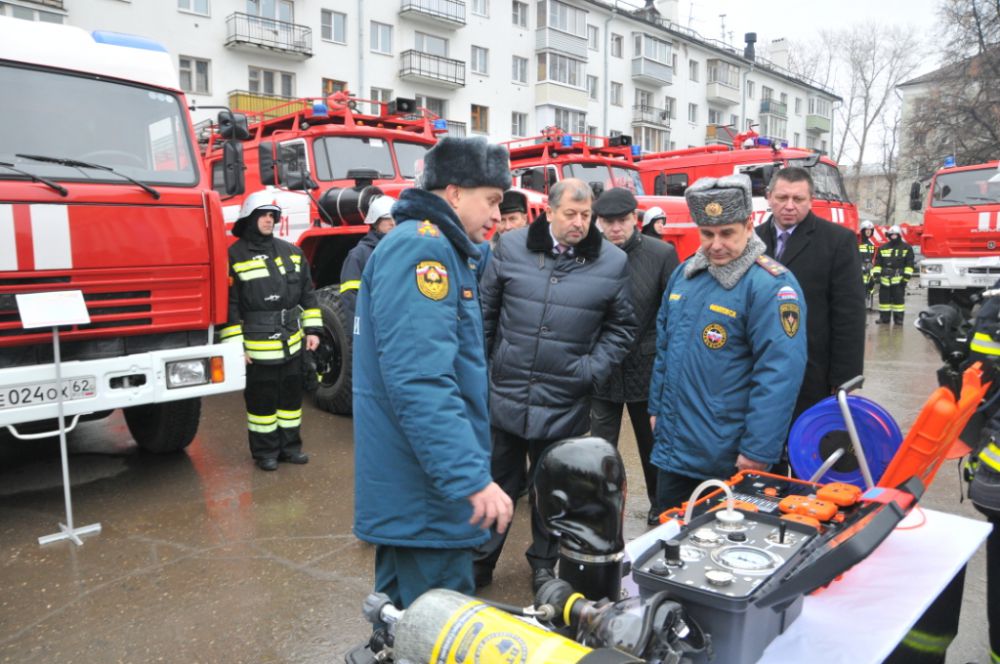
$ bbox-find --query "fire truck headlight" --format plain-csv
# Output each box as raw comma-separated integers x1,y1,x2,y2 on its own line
166,359,209,389
921,264,943,274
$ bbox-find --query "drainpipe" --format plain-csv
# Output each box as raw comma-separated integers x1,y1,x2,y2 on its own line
740,32,757,134
356,0,365,97
602,12,613,136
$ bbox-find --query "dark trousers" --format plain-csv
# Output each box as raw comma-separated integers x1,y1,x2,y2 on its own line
655,470,706,514
987,515,1000,658
884,567,966,663
244,359,303,461
878,280,907,323
590,398,657,505
473,427,560,573
374,545,473,609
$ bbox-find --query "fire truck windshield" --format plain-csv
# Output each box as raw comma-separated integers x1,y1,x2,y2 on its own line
0,63,198,186
931,169,1000,207
312,136,430,181
787,160,849,203
562,163,646,195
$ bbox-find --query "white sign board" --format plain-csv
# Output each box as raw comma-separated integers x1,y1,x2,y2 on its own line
15,290,90,329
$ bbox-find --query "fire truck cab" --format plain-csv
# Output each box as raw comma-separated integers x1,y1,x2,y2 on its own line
504,129,697,258
201,94,444,414
637,131,858,233
0,18,245,452
908,160,1000,308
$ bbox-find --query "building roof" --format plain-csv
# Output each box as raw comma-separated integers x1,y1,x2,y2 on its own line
898,50,997,88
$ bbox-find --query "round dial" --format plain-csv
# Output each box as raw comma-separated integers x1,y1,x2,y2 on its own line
679,545,706,562
711,545,782,573
690,528,722,546
705,569,735,587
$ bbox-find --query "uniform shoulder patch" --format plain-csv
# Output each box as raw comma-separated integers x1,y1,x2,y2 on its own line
780,302,801,337
756,255,788,276
417,219,440,238
416,260,449,301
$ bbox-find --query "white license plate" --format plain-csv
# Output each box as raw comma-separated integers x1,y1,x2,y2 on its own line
0,377,97,410
974,276,999,286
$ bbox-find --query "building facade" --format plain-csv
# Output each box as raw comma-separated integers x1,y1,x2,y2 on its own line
4,0,838,153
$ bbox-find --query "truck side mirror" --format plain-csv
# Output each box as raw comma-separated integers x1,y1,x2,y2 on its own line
259,141,275,186
222,141,245,196
909,181,922,211
217,111,250,141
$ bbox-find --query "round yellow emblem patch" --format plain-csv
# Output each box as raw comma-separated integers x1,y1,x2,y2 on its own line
705,202,724,217
702,323,727,349
415,260,449,301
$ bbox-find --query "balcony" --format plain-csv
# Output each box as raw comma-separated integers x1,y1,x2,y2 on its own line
632,105,670,128
705,124,734,146
535,27,588,59
27,0,64,8
706,81,740,106
399,50,465,88
399,0,466,30
225,12,312,59
227,90,303,119
631,56,672,87
445,120,467,137
807,113,831,134
760,98,788,117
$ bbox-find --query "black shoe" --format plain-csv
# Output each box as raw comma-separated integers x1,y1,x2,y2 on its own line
875,318,890,325
256,457,279,471
647,507,661,526
278,451,309,464
474,564,493,589
531,567,556,594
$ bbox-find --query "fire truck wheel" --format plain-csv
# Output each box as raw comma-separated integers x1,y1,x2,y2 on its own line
313,286,353,416
123,398,201,453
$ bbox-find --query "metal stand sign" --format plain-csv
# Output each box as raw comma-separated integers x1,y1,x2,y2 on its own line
14,291,102,546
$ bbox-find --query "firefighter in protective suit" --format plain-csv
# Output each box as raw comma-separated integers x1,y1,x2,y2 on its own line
220,192,322,470
858,220,877,298
872,225,914,325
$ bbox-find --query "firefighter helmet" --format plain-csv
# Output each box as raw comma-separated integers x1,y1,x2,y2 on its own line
363,195,396,226
233,190,281,237
642,205,666,229
860,220,875,230
888,224,902,236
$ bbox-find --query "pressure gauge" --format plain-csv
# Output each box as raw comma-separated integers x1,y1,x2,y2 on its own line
680,545,706,563
711,545,782,573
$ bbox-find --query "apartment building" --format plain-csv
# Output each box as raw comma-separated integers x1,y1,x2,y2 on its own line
3,0,838,153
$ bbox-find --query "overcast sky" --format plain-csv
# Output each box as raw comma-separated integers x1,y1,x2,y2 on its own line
673,0,942,77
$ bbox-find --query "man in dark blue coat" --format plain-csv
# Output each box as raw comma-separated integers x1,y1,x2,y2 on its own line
352,137,513,609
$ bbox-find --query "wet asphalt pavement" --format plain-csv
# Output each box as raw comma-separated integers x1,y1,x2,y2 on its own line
0,288,992,663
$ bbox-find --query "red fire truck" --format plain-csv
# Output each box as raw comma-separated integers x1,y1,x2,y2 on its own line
0,18,246,452
636,130,858,233
201,93,445,414
908,160,1000,308
503,129,698,258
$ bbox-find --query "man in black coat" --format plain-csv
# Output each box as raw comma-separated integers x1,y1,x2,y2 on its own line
475,178,635,592
756,167,866,432
590,188,679,525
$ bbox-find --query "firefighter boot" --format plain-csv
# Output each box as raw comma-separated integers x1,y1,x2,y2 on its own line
877,313,891,325
894,313,905,326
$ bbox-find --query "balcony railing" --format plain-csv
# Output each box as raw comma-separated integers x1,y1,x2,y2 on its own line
806,113,831,134
632,105,670,127
227,90,303,119
445,120,467,137
399,49,466,88
705,124,734,146
399,0,466,28
760,98,788,117
29,0,64,8
706,80,740,106
631,56,672,87
225,12,312,59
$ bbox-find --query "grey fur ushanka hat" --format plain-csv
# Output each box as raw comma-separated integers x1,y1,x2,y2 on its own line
420,136,512,191
685,174,753,226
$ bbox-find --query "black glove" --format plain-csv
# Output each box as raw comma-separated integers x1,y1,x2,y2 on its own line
301,350,319,393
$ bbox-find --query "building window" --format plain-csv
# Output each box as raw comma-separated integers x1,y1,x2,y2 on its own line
370,22,392,54
536,52,584,88
512,0,528,27
761,85,773,100
2,4,63,21
247,0,293,21
794,97,802,115
179,56,210,95
780,92,788,105
471,46,489,75
512,111,528,137
793,132,801,146
746,80,755,99
664,96,675,119
587,24,599,51
472,0,488,16
610,82,623,106
760,115,787,140
635,88,652,108
708,108,723,125
512,56,528,84
554,107,586,134
688,59,699,82
178,0,209,16
636,126,668,153
471,104,489,133
809,97,832,117
587,124,600,146
416,94,447,118
707,59,739,87
538,0,586,36
249,66,295,97
415,31,448,56
370,86,393,114
634,33,670,63
687,102,698,123
587,75,598,100
610,33,623,58
321,10,346,43
322,78,348,95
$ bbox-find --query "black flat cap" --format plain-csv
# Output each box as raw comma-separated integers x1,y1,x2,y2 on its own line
592,187,638,218
500,190,528,214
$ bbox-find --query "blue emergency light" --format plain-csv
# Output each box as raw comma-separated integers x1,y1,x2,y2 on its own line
943,155,956,168
631,144,641,156
433,118,448,131
757,137,773,147
561,134,574,147
311,101,329,118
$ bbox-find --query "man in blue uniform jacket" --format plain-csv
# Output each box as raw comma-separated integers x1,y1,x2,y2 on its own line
648,175,808,512
352,137,514,608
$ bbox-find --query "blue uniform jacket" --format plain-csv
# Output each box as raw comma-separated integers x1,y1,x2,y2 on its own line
648,258,808,480
352,188,492,548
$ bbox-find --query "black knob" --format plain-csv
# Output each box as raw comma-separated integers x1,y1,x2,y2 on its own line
664,538,682,566
727,531,747,542
649,560,671,577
